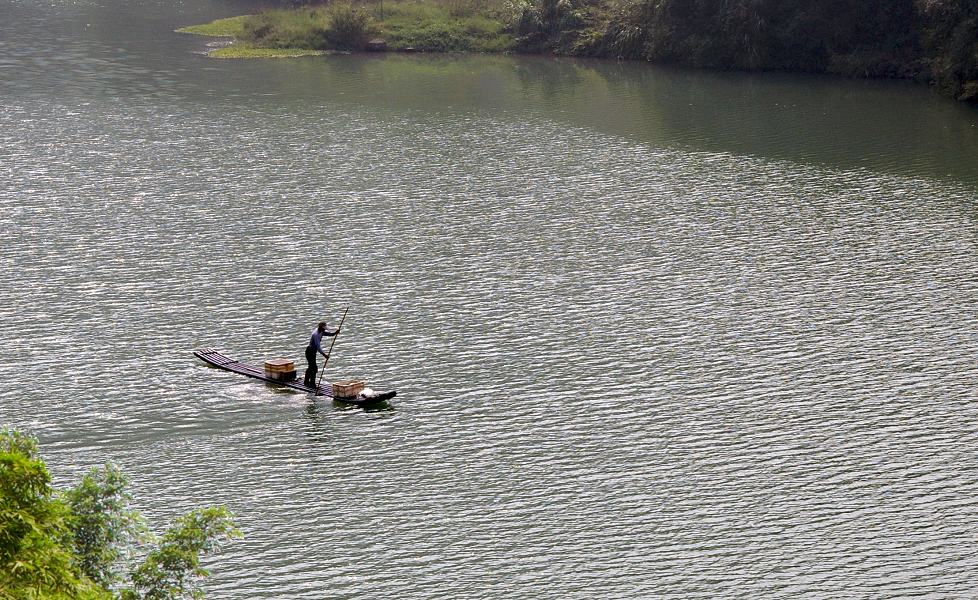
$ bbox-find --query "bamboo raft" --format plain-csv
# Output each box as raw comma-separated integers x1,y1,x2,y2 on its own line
193,348,396,405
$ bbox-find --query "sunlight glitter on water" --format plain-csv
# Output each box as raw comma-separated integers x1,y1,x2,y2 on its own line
2,0,978,596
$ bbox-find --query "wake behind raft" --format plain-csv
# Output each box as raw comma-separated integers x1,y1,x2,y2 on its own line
193,348,396,405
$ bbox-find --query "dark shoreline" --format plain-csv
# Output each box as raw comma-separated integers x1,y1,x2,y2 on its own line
181,0,978,105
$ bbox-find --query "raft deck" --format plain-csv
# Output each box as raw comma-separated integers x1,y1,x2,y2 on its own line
193,348,395,404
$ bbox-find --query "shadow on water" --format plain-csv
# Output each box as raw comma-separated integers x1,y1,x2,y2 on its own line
302,397,393,429
331,398,395,413
217,52,978,186
299,401,334,446
501,55,978,185
299,397,394,445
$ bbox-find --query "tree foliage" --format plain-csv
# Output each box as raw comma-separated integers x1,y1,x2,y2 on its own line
509,0,978,101
63,465,144,589
0,430,239,600
0,429,102,600
124,509,238,600
919,0,978,99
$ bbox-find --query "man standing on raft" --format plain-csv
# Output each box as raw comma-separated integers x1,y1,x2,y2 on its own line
304,321,339,388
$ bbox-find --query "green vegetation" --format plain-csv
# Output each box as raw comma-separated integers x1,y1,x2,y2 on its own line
179,1,516,55
919,0,978,101
378,2,512,52
175,16,250,37
210,46,326,58
0,428,239,599
179,0,978,102
553,0,978,102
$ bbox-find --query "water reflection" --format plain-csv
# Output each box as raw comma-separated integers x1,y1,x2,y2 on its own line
236,54,978,184
301,401,334,445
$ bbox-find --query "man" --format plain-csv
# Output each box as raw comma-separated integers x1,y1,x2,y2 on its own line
304,321,339,388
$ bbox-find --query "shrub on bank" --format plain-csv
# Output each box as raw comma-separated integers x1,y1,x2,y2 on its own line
240,4,376,51
327,4,375,49
382,4,512,52
242,8,331,49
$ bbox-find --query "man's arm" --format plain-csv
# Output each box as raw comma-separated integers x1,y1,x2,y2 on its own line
318,328,339,356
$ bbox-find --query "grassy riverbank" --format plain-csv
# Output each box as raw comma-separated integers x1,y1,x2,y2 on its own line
176,15,329,57
178,1,514,57
178,0,978,102
176,15,250,37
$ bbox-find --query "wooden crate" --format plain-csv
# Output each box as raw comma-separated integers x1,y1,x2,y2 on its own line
331,379,365,398
264,358,296,381
264,358,295,372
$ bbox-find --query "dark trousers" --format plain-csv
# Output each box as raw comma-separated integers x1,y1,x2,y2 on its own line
304,345,318,387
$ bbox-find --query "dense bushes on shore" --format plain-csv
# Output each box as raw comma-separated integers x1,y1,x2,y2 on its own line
525,0,978,101
918,0,978,100
184,0,978,102
241,5,374,50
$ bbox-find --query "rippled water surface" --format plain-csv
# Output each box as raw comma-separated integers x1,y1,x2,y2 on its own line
2,0,978,597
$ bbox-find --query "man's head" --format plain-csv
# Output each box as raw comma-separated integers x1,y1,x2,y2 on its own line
318,321,327,332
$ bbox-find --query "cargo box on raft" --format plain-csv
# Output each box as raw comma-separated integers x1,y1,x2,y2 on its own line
263,358,296,381
331,379,365,398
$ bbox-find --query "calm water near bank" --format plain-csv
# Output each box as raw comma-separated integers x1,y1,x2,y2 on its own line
2,0,978,597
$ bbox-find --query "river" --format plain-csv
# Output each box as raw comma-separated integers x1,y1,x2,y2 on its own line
2,0,978,597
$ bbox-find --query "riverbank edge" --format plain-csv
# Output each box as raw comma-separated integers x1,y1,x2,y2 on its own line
176,17,330,58
176,13,977,104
